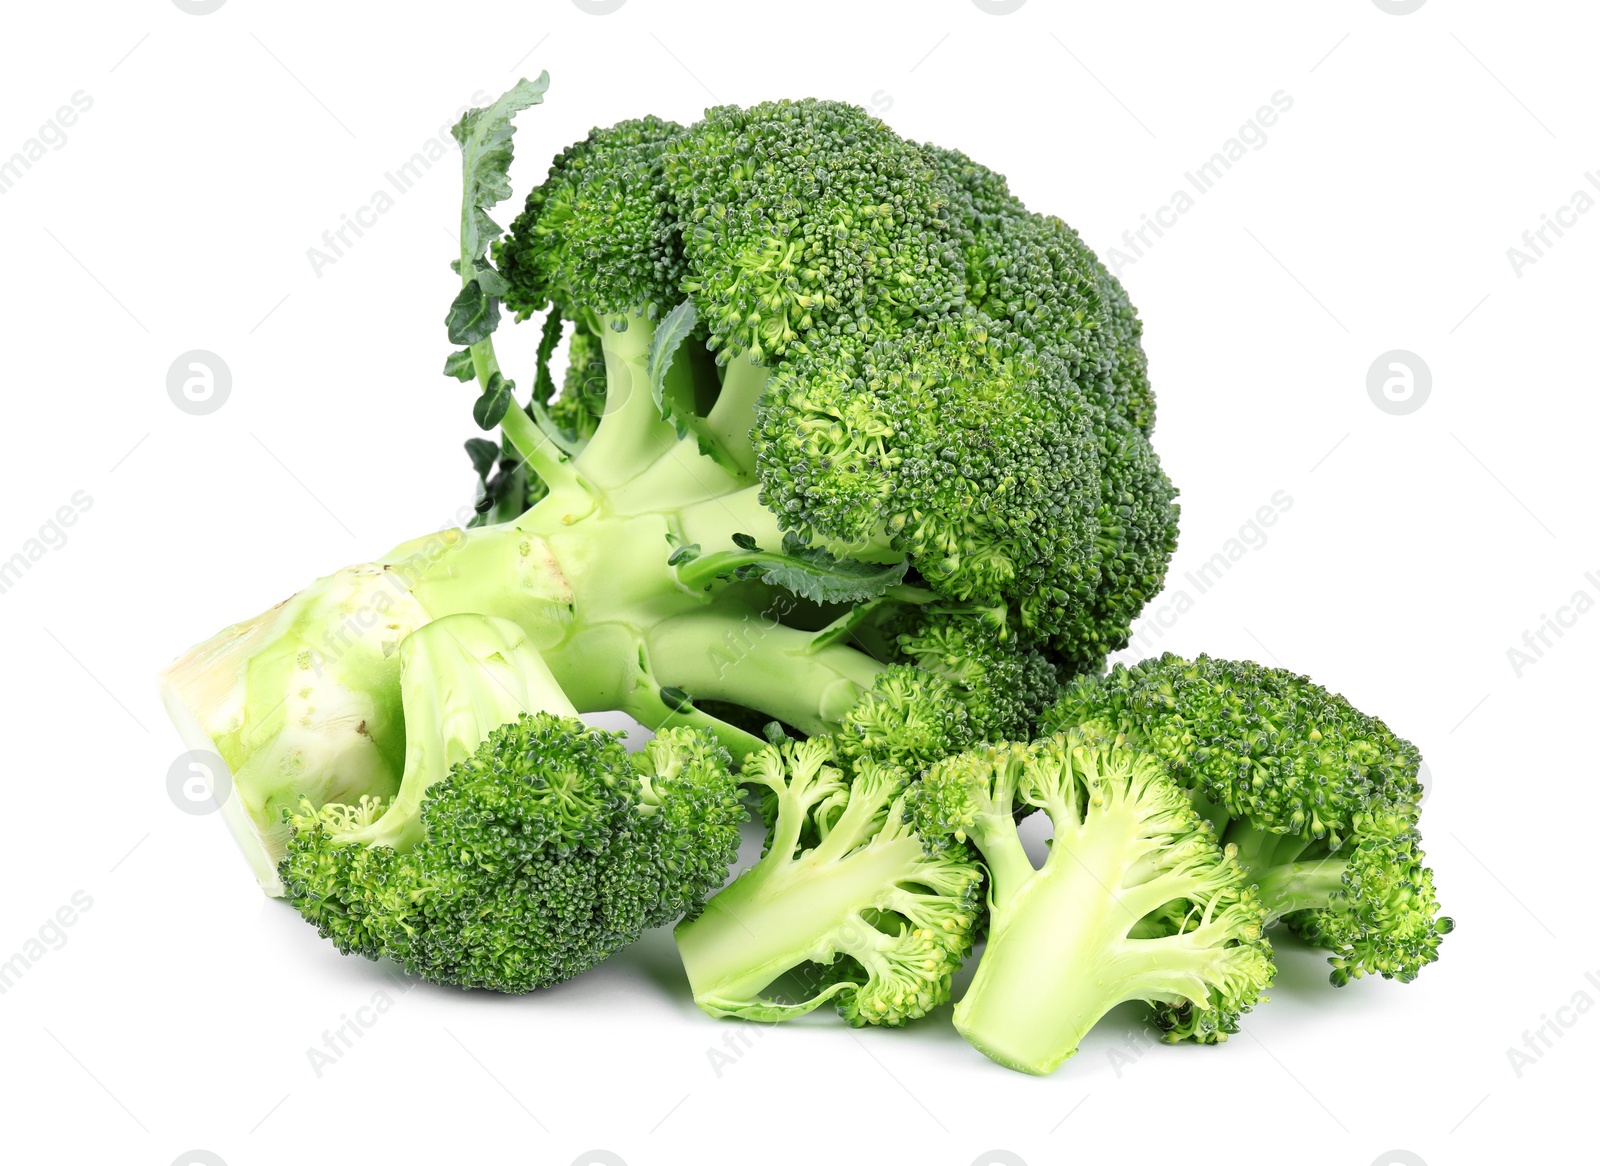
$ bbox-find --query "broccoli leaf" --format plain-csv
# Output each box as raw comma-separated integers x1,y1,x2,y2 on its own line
452,74,550,264
473,373,514,430
464,437,500,478
647,299,699,424
759,543,909,605
447,74,550,348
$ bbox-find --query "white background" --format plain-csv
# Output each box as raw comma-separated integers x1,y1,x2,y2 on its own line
0,2,1592,1163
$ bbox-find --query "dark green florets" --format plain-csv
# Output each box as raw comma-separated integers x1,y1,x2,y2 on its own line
1056,414,1179,671
1044,656,1452,985
754,317,1102,636
886,608,1059,744
493,97,1176,674
1284,834,1453,985
281,716,744,992
499,115,686,321
1044,654,1423,841
665,99,964,363
834,665,975,774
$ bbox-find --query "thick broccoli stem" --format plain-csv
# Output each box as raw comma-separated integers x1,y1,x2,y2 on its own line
337,614,575,851
645,610,883,736
677,483,904,565
1223,820,1327,922
1250,860,1348,918
955,807,1220,1075
161,489,892,891
674,829,926,1018
703,354,769,476
572,314,681,488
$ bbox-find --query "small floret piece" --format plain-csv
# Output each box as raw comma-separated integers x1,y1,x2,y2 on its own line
911,732,1274,1075
675,738,983,1025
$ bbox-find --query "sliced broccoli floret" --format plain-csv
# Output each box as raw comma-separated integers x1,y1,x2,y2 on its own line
911,731,1274,1075
675,738,983,1025
1044,654,1453,984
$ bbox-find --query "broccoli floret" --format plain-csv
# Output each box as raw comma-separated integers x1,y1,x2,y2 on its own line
499,115,686,325
911,731,1274,1075
675,737,983,1025
1043,654,1453,984
753,318,1104,638
280,614,744,991
881,608,1059,743
663,98,963,364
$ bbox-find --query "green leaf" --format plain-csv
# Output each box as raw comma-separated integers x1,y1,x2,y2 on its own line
534,312,565,406
472,373,514,430
666,543,701,567
464,438,500,478
446,280,500,346
443,348,477,382
758,545,909,605
731,532,759,551
452,74,550,266
646,299,698,420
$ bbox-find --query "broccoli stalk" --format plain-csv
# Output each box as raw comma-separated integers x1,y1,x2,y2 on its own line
674,738,983,1025
280,613,746,992
912,733,1275,1075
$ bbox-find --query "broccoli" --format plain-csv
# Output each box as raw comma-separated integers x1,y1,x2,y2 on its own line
279,613,745,992
674,736,983,1026
160,77,1176,896
910,731,1275,1075
1043,654,1453,985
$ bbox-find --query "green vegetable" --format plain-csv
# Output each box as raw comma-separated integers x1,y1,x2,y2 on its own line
675,735,983,1026
159,80,1173,893
911,731,1275,1075
1043,654,1453,985
279,613,744,992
